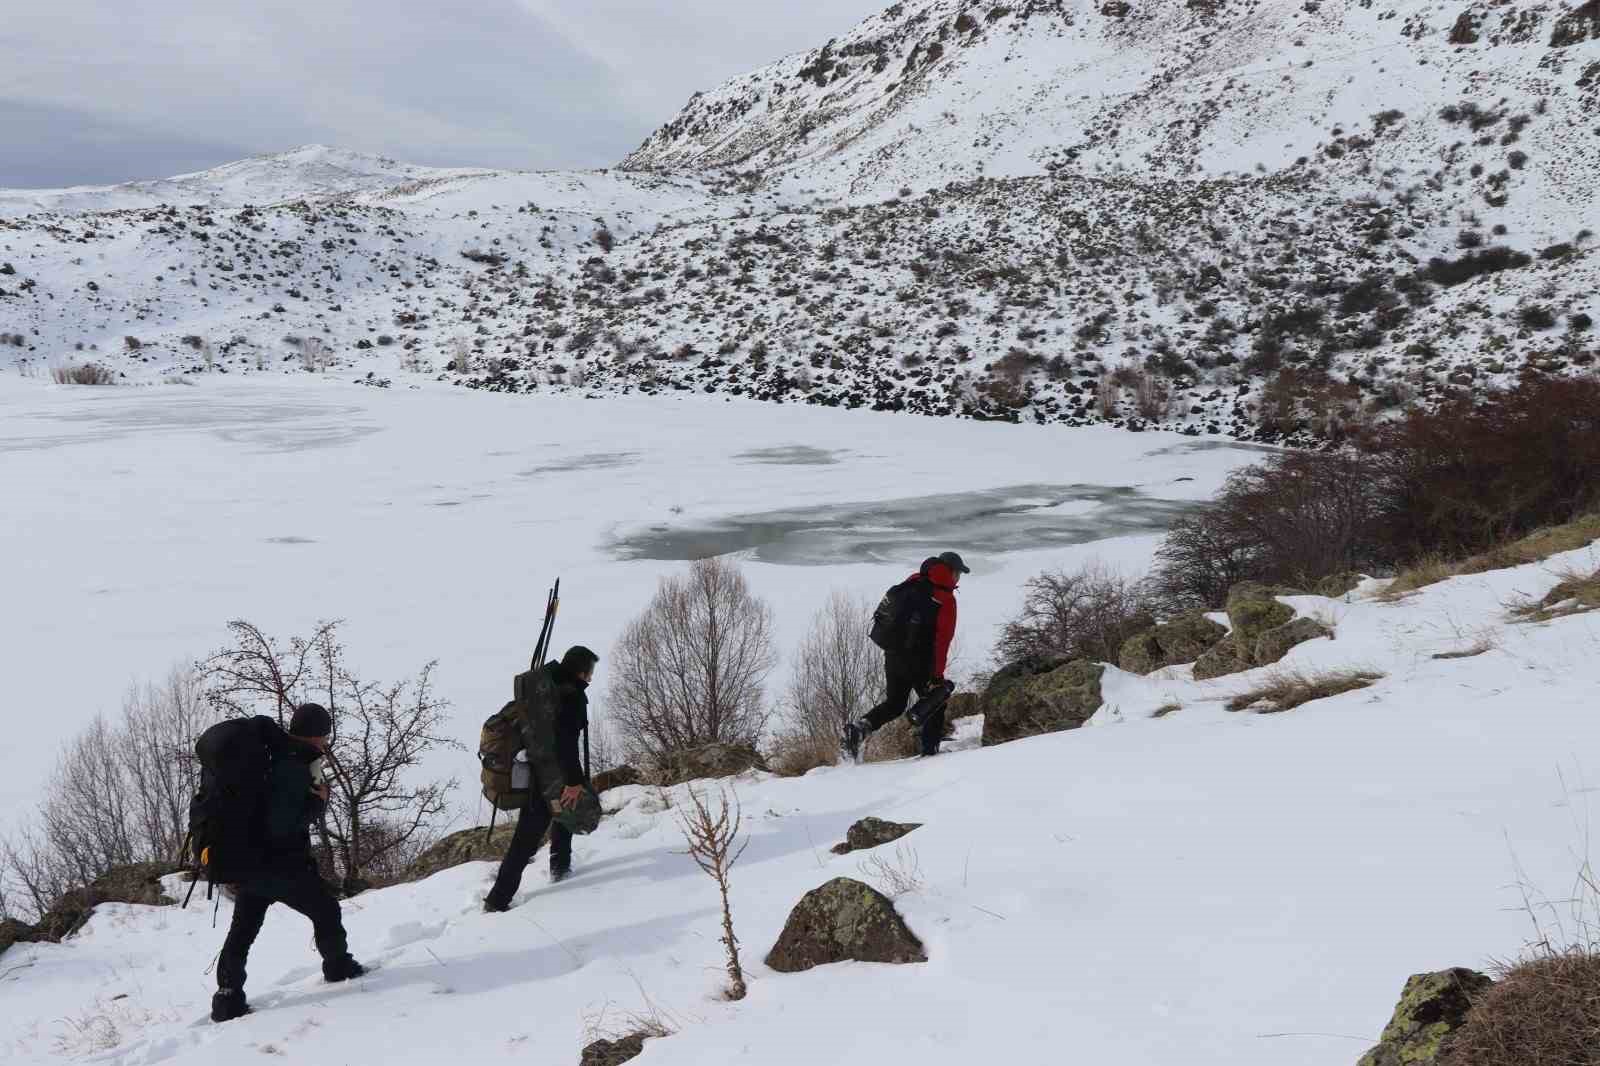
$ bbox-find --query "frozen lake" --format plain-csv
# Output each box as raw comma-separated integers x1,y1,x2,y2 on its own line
0,377,1263,819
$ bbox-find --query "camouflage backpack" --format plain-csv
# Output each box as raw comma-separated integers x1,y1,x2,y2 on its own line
478,670,602,834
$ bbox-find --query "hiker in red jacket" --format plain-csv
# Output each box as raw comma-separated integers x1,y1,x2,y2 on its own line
845,551,970,760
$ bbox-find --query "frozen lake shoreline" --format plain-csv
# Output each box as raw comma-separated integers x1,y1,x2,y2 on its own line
0,376,1260,820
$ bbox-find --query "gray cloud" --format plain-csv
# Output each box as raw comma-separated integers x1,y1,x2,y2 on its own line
1,0,886,188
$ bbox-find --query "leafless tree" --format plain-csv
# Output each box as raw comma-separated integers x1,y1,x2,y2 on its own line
300,337,332,373
771,591,882,774
678,784,749,1000
319,661,456,891
996,563,1155,666
117,669,210,864
608,558,776,762
449,336,472,374
199,620,459,891
0,667,208,920
199,619,338,725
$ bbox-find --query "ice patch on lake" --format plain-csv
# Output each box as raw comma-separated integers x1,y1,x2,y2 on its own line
609,483,1197,565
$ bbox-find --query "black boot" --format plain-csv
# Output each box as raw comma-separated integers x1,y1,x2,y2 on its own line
483,895,510,914
842,719,869,762
549,861,572,884
322,955,366,983
211,988,250,1023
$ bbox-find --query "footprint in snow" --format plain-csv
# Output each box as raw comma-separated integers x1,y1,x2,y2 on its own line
382,920,447,949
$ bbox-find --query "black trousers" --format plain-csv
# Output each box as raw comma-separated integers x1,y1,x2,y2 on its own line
216,866,350,992
486,797,574,907
862,655,946,755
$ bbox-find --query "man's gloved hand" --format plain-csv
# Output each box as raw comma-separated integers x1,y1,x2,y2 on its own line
932,677,955,693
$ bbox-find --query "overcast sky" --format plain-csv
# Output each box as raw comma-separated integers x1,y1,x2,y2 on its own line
0,0,886,188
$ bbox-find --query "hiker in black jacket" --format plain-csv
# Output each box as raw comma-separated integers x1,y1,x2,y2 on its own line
484,646,596,912
213,704,364,1023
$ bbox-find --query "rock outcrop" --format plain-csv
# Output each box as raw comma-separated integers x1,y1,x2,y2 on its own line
33,861,182,942
1357,967,1493,1066
766,877,927,973
981,659,1105,746
1118,613,1228,673
406,823,519,881
654,743,768,786
829,817,921,856
580,1034,650,1066
1192,583,1329,680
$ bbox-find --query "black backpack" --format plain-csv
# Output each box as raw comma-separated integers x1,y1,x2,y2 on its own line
869,578,938,654
185,716,283,902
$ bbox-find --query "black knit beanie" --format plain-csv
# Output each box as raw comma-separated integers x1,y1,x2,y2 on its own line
289,702,333,738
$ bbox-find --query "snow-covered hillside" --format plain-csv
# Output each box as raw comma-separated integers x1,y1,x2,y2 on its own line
4,541,1599,1066
0,145,482,219
2,0,1597,438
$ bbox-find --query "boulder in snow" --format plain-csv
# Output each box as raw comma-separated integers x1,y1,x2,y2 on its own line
830,817,922,856
34,861,182,942
1193,584,1309,679
1118,612,1228,673
0,917,39,958
765,877,927,973
654,742,768,786
406,823,518,881
1253,617,1331,665
580,1033,650,1066
981,660,1105,746
591,764,642,793
1357,967,1492,1066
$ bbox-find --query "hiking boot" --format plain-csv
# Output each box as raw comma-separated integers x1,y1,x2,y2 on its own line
483,896,511,914
211,989,250,1024
323,956,366,983
842,719,869,761
549,862,572,884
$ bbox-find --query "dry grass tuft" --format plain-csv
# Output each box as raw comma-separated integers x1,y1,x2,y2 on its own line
767,732,840,778
1447,952,1600,1066
51,363,116,386
858,844,924,898
1152,701,1183,718
1377,515,1600,601
1225,668,1383,713
1511,565,1600,624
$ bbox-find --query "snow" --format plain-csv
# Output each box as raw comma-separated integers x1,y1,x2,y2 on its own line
0,373,1254,820
2,0,1594,439
3,521,1599,1065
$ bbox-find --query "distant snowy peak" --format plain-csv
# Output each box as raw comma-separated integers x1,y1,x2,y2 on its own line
0,145,483,218
622,0,1600,198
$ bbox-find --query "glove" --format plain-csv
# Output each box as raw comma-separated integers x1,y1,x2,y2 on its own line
932,678,955,693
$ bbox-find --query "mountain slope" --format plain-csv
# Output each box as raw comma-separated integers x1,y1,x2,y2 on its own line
624,0,1599,217
1,0,1596,440
0,145,480,218
4,547,1600,1065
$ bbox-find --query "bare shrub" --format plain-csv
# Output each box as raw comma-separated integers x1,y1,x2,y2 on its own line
677,785,749,1000
449,336,472,374
299,337,332,373
859,844,924,898
51,363,116,385
771,592,882,776
1224,668,1383,713
0,668,209,920
199,620,459,892
594,228,616,253
996,563,1155,666
1153,451,1387,609
582,977,680,1045
1363,373,1600,559
608,558,776,763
